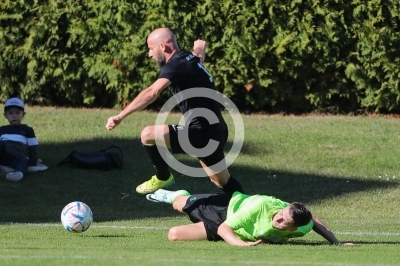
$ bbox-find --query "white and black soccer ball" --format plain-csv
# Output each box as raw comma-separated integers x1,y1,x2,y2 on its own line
61,201,93,233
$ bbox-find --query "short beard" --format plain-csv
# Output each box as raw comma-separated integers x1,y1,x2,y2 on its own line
155,50,166,68
156,57,166,68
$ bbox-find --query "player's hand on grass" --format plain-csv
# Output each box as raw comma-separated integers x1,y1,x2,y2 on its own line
244,239,263,246
106,115,123,131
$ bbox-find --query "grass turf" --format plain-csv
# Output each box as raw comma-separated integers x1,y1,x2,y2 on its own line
0,107,399,266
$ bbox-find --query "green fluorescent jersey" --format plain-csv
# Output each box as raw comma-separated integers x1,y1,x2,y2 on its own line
224,192,313,243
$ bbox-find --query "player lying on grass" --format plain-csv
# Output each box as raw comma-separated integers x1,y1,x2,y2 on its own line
146,189,355,246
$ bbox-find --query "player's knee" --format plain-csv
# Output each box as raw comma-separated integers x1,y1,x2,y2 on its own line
140,126,154,144
168,227,179,241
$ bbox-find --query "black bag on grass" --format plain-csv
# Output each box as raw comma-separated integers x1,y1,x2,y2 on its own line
58,146,123,170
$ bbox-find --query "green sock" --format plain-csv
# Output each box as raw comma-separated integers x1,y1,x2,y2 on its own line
168,190,190,203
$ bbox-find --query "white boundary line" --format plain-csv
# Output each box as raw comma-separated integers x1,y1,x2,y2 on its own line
0,224,397,266
1,223,399,236
0,254,394,266
0,254,390,266
0,223,169,230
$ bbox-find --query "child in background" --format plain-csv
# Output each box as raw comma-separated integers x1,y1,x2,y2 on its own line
0,98,39,181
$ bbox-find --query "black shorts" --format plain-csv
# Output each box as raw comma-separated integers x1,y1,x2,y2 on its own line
182,193,231,241
169,124,228,167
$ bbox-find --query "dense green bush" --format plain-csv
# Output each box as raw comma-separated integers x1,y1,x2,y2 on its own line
1,0,399,113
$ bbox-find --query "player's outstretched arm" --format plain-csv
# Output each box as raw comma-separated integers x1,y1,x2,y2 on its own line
105,78,171,131
312,217,354,246
192,39,207,63
217,223,263,246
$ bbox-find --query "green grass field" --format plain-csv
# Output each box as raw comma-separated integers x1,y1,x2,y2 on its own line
1,107,399,266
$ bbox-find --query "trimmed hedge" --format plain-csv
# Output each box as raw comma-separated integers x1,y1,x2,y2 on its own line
1,0,399,113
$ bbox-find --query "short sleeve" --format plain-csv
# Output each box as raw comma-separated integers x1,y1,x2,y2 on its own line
158,61,185,84
224,197,274,230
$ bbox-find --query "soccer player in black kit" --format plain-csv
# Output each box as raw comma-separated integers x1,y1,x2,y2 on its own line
106,28,244,195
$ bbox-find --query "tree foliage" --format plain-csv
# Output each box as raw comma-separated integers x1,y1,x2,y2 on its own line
1,0,399,112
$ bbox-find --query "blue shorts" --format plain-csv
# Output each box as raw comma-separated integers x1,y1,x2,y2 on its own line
0,142,29,174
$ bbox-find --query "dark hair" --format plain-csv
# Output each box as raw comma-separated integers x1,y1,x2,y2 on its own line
289,202,312,227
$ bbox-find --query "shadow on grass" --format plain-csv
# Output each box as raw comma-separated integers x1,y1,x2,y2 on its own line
0,137,397,223
347,241,400,245
289,240,400,246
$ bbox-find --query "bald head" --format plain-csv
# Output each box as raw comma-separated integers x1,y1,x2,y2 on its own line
148,28,178,47
147,28,180,67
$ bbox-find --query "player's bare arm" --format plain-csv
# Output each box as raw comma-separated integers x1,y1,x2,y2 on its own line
312,217,355,246
217,222,263,246
192,39,207,63
105,78,171,131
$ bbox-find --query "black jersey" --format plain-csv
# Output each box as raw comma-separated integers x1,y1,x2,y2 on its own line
158,50,227,131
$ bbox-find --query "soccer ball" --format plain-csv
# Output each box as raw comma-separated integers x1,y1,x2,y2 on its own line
61,201,93,233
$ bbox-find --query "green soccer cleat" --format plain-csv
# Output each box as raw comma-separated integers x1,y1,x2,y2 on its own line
146,189,190,203
136,174,175,194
